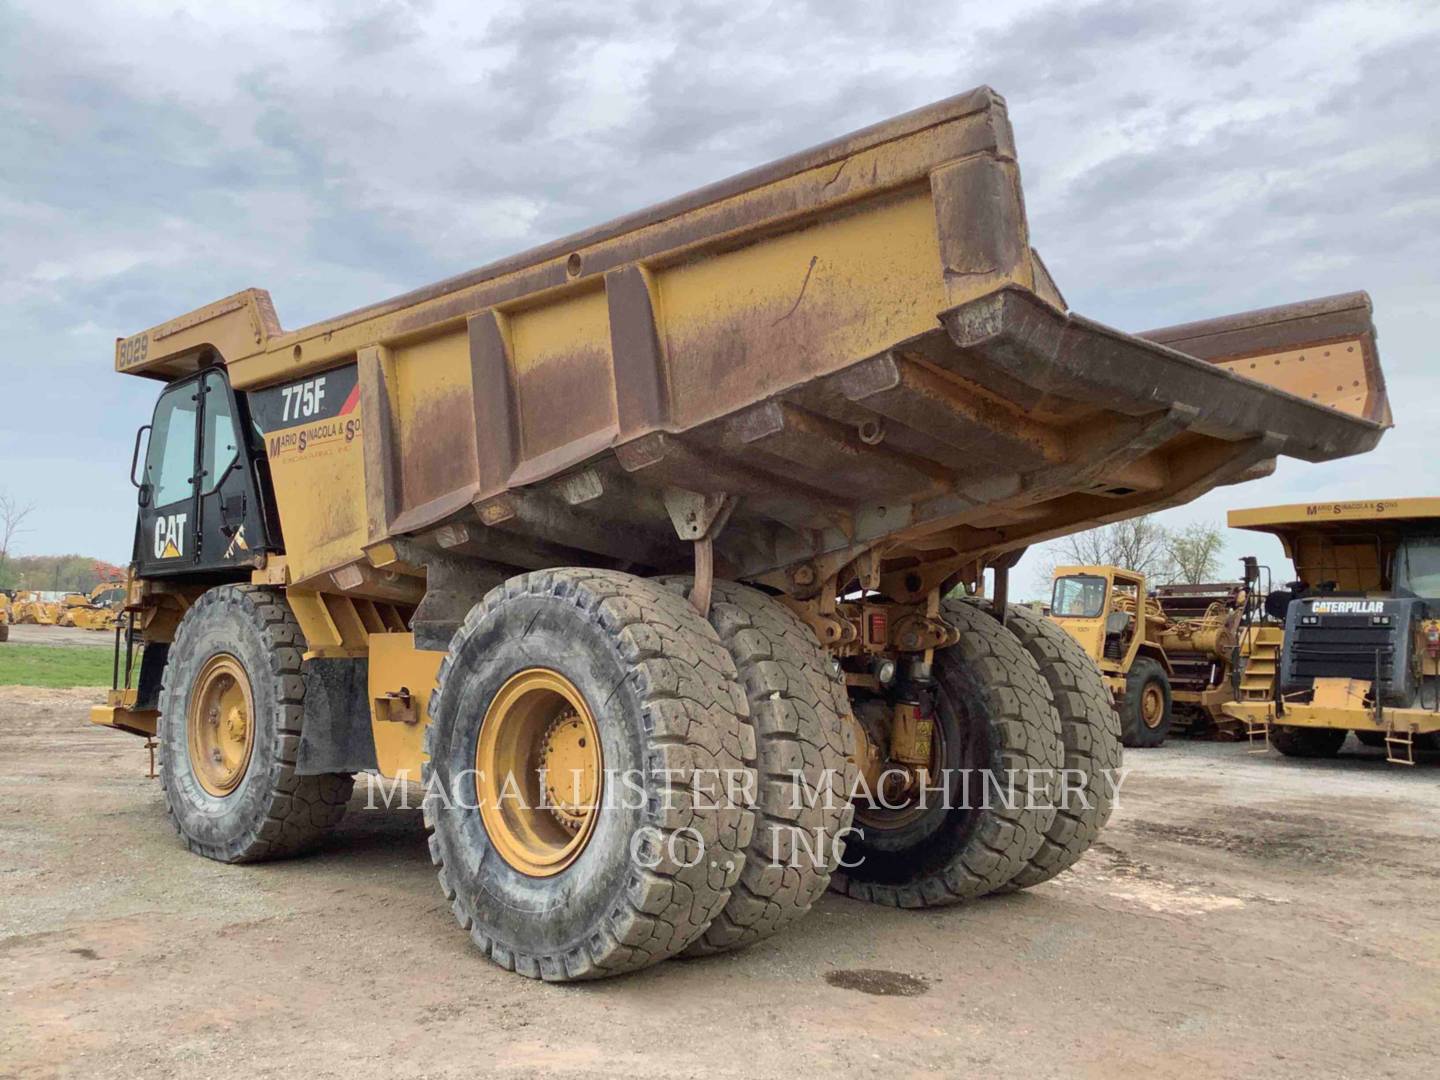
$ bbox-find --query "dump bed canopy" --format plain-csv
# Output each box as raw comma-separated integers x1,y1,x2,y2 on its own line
1230,500,1440,592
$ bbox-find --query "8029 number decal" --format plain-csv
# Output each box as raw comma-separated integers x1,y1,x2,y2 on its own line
117,333,149,368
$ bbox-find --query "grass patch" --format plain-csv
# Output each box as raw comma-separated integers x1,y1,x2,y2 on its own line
0,644,119,688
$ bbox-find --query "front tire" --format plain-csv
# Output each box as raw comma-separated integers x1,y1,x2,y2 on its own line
158,585,353,863
424,569,757,981
1120,657,1172,748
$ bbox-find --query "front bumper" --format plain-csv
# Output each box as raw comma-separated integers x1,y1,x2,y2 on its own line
1222,699,1440,736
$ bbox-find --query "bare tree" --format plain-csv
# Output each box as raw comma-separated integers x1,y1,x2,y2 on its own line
1068,516,1173,577
1030,515,1175,595
1167,521,1226,584
0,491,35,585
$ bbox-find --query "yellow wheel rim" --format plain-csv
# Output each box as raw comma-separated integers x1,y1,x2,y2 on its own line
1141,683,1166,729
187,654,255,797
476,669,603,877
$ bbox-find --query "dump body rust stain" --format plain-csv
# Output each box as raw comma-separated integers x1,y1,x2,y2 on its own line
824,968,929,996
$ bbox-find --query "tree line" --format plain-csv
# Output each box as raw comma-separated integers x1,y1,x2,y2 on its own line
0,491,125,592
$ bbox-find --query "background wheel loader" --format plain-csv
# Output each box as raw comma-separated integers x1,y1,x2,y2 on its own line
1222,499,1440,765
1047,566,1263,747
89,86,1390,980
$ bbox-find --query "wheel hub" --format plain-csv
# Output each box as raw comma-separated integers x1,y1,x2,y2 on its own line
1141,683,1165,728
476,669,603,877
187,654,255,797
540,710,598,834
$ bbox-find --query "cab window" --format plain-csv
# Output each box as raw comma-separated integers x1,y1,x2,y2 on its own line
201,371,241,495
147,384,198,507
1394,537,1440,599
1052,574,1107,618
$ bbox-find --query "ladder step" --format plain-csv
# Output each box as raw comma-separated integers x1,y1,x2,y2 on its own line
1384,729,1416,766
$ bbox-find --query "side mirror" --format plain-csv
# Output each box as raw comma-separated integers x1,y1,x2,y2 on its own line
129,424,152,489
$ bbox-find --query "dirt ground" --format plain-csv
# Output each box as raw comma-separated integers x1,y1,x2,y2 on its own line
1,686,1436,1079
3,624,113,647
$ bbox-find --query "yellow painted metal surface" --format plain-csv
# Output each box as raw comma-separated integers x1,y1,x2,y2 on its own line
1215,339,1372,417
509,284,615,461
1223,698,1440,736
656,190,949,430
474,668,603,877
1229,499,1440,593
1237,625,1283,700
186,654,256,797
286,589,410,659
263,398,368,585
1049,565,1147,675
1229,498,1440,530
89,689,159,738
392,331,478,509
368,632,444,780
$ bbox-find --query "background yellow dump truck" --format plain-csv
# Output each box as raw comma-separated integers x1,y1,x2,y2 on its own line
1223,500,1440,764
1048,566,1257,746
91,87,1390,981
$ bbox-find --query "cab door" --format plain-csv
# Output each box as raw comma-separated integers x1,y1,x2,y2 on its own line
135,375,202,577
194,369,270,569
135,369,273,577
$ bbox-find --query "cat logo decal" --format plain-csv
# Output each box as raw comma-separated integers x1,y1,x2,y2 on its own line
154,513,188,559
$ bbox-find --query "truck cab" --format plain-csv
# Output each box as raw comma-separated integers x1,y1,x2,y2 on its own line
1050,565,1152,673
1224,499,1440,763
1050,565,1175,746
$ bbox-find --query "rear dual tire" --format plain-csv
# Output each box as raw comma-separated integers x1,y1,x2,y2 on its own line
655,578,856,956
424,569,757,981
831,600,1064,906
978,602,1121,890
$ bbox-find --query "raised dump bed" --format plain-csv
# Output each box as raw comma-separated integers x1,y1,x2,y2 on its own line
100,86,1391,983
114,86,1387,600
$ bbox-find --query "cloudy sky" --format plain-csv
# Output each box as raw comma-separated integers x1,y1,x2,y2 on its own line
2,0,1437,593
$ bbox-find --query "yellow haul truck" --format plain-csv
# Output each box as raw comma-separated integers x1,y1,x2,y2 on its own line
1223,500,1440,764
91,87,1390,981
1049,567,1253,747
